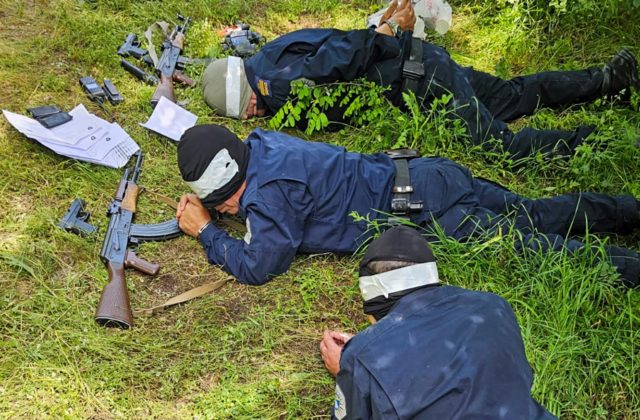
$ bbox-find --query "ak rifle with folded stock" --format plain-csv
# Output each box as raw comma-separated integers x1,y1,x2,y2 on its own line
95,152,182,329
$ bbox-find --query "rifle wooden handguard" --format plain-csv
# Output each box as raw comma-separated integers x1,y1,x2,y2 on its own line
122,183,140,213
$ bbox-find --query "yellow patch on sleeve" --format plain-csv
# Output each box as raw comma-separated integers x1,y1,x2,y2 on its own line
257,79,271,97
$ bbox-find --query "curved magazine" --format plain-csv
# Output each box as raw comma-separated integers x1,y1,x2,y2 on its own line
130,219,182,241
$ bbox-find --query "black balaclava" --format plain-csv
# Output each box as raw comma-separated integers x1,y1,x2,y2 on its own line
359,226,439,320
178,124,250,208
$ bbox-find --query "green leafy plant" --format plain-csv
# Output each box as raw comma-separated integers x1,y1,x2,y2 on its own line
268,79,392,134
268,78,471,158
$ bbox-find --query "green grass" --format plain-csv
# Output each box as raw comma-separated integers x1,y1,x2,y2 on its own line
1,0,639,418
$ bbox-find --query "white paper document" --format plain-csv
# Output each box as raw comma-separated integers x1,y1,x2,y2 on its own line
140,96,198,142
3,104,139,168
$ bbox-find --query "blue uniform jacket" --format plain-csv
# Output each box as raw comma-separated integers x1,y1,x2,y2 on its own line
244,28,405,123
196,129,640,286
333,285,556,419
197,128,395,285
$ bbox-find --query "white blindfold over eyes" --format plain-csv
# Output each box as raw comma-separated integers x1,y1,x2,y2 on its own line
359,262,439,301
185,148,239,199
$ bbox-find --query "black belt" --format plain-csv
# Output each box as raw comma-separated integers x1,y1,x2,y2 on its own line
386,149,423,218
401,38,425,95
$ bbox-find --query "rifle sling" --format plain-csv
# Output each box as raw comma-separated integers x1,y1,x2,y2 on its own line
133,277,232,317
143,188,179,209
144,21,170,67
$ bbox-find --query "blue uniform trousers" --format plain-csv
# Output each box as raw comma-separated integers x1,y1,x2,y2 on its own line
409,158,640,287
417,44,603,158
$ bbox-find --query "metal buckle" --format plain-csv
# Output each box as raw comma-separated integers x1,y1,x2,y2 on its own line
402,60,425,80
393,185,413,193
391,198,423,215
385,148,421,160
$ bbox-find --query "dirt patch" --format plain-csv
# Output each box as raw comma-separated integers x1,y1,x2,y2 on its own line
210,285,253,323
0,194,32,224
197,372,221,392
0,231,25,254
14,279,31,296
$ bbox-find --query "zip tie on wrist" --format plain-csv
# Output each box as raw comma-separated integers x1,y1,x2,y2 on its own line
382,18,399,37
196,221,212,239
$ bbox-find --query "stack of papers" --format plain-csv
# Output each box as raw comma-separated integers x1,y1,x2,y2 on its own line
140,96,198,142
3,104,140,168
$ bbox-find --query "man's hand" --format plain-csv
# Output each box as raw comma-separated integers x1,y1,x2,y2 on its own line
319,330,353,377
378,0,399,27
176,193,212,238
376,0,416,36
391,0,416,32
242,91,266,120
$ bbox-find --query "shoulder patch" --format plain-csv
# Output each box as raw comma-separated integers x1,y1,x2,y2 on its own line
255,77,271,97
334,383,347,419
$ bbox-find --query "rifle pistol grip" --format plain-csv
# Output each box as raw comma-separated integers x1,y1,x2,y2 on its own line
125,249,160,276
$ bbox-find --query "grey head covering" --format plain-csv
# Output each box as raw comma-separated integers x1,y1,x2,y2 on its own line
202,56,253,119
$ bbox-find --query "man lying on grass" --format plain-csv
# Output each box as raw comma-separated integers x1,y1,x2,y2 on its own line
319,225,555,419
199,0,640,160
175,124,640,288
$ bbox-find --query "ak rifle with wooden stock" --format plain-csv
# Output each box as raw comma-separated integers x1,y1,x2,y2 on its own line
95,152,182,329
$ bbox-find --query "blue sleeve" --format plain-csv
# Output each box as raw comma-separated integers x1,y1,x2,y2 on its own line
333,359,374,420
300,29,401,83
197,180,312,285
334,342,400,420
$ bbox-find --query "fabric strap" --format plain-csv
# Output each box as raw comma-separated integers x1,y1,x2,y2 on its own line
134,278,231,317
401,37,425,95
389,157,423,217
393,158,412,205
144,21,170,67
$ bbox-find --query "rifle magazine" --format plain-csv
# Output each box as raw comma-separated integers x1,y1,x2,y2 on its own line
130,219,182,242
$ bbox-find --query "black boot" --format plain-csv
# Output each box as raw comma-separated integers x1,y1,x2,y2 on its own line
602,48,640,95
